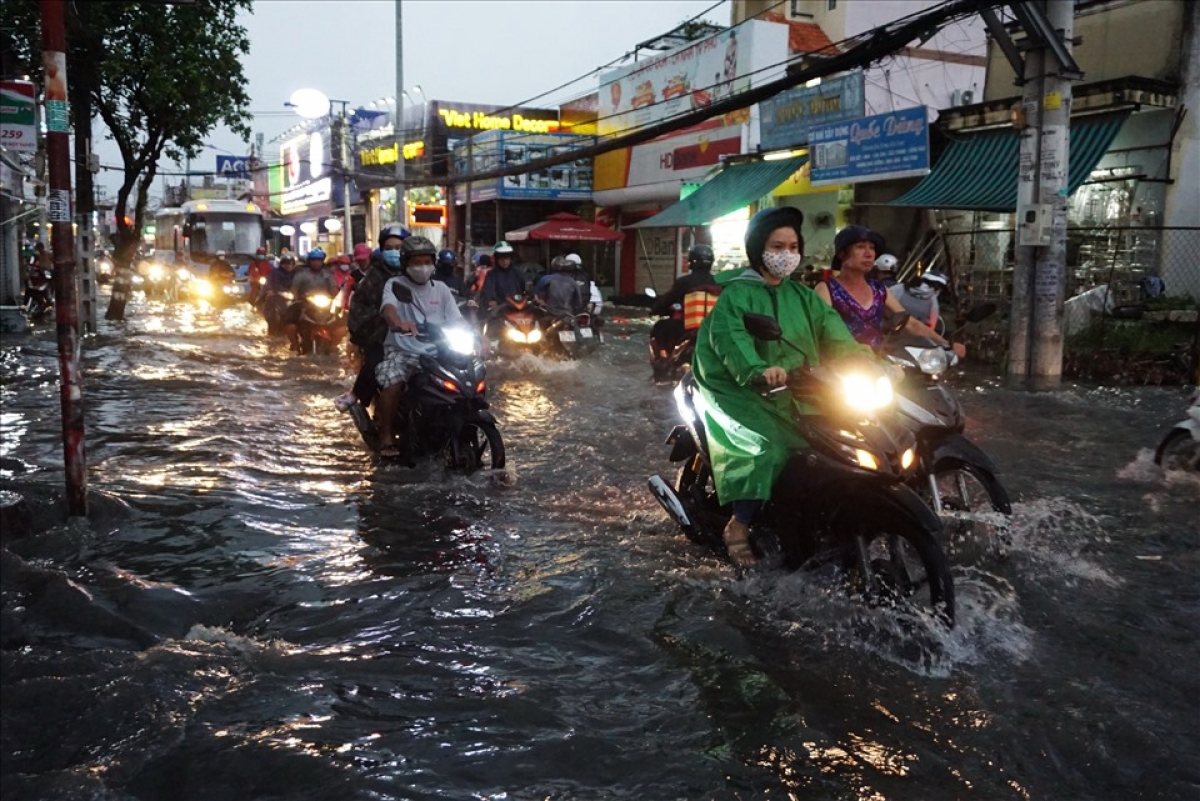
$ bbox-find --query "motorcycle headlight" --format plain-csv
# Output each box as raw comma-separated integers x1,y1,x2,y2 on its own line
506,328,526,343
191,279,214,298
147,264,164,281
854,448,880,471
308,293,333,309
900,447,916,470
131,274,144,286
673,381,695,423
176,268,192,282
841,373,894,413
912,346,949,376
443,327,476,355
527,329,543,343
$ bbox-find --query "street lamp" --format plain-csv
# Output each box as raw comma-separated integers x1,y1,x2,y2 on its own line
286,88,354,253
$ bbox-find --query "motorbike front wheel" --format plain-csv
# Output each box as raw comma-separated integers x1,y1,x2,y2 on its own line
848,511,955,627
1155,428,1200,471
926,461,1012,562
448,421,506,472
674,455,727,547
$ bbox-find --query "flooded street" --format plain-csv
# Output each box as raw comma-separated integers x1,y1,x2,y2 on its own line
2,293,1198,801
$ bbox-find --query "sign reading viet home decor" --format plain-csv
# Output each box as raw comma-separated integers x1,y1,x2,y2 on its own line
759,72,865,151
809,106,930,187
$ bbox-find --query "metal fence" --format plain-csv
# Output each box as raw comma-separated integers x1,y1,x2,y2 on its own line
912,225,1200,382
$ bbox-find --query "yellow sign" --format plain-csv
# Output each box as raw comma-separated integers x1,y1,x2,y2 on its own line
771,161,838,197
437,108,559,133
1044,91,1061,110
360,141,425,166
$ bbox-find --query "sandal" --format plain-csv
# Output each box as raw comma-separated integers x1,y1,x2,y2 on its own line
723,518,756,568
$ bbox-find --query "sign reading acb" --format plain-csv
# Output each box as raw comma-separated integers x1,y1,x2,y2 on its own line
215,154,251,179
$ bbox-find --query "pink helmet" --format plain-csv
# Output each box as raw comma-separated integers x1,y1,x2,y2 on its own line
353,243,371,260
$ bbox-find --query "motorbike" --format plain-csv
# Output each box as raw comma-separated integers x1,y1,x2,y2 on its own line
1154,388,1200,471
648,302,695,384
139,261,180,301
294,291,347,356
882,304,1012,534
257,290,292,336
541,310,602,359
489,293,545,357
94,254,114,285
648,312,955,626
22,266,54,322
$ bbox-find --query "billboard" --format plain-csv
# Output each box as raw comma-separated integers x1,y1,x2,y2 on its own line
0,80,37,153
215,154,251,180
809,106,930,187
759,72,866,152
280,127,336,215
453,130,594,204
598,20,787,138
429,100,559,180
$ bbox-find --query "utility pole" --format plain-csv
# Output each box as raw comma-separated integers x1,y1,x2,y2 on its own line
41,0,88,517
70,0,97,334
394,0,406,228
1006,0,1078,388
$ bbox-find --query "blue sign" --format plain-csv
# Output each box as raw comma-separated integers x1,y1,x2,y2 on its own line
809,106,930,187
759,72,865,151
215,154,251,179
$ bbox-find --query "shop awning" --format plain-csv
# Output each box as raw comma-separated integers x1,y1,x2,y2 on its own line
890,111,1130,211
627,155,809,229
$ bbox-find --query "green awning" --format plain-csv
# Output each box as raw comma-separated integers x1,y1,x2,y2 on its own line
890,111,1129,211
628,155,809,228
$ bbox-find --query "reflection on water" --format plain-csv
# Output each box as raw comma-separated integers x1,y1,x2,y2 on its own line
1,294,1197,800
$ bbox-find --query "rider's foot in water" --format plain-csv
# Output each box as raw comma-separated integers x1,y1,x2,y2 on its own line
723,517,756,568
334,391,356,412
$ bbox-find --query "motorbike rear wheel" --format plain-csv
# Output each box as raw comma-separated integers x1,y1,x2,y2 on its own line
848,512,955,626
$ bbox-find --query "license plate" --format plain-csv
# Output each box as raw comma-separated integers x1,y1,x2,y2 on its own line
558,330,576,342
579,327,593,338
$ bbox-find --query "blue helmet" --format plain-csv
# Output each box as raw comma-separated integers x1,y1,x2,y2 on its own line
436,248,457,273
307,247,326,261
379,224,410,245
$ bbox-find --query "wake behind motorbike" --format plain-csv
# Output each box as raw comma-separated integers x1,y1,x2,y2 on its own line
648,313,955,626
882,304,1012,554
541,310,602,359
1155,388,1200,471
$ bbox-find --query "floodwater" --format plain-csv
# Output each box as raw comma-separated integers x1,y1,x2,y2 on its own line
2,293,1197,801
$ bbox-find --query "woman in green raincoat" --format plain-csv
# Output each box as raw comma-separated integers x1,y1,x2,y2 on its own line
692,206,870,567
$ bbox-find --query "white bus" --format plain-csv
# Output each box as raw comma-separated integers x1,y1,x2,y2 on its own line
154,199,265,275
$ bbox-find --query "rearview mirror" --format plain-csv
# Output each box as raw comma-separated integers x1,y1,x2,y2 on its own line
965,302,997,323
390,282,414,304
743,313,782,341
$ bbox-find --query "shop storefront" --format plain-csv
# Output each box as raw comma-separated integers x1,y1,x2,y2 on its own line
277,121,360,255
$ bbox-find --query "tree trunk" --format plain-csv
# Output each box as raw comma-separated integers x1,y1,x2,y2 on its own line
104,228,139,321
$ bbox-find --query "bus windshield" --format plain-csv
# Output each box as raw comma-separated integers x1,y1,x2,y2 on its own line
189,213,262,258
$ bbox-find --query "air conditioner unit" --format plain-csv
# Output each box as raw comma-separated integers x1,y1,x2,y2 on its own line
961,89,975,105
950,90,963,107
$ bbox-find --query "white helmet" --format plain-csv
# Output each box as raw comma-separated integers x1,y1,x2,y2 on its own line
874,254,898,272
920,269,949,288
563,253,582,267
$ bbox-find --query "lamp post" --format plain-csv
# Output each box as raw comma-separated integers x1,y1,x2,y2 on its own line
287,88,354,253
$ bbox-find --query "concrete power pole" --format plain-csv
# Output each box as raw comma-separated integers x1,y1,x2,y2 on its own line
394,0,407,229
1007,0,1077,388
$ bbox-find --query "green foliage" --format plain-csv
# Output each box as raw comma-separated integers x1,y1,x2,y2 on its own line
1143,293,1198,312
1068,317,1191,354
3,0,253,237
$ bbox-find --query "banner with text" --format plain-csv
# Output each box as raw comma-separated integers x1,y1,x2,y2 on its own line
759,72,864,152
809,106,930,187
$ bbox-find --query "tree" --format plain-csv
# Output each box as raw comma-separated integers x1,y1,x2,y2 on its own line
4,0,254,320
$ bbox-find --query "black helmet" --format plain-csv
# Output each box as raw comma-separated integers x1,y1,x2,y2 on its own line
435,248,457,273
400,235,438,267
832,225,885,269
687,243,715,271
550,255,569,272
379,223,411,246
744,206,804,269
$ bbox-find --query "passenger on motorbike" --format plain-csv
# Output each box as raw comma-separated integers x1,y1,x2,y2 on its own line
351,243,373,284
284,248,338,351
435,248,469,299
871,253,900,288
534,256,584,317
890,268,949,336
479,241,524,309
263,253,297,296
335,225,409,413
374,236,465,458
209,251,236,286
247,247,273,304
562,253,603,316
650,243,722,360
692,207,872,567
815,226,963,358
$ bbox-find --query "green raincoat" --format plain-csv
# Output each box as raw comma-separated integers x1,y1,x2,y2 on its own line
692,269,870,504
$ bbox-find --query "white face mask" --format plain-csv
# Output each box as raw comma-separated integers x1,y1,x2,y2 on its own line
761,250,802,279
909,283,936,299
407,264,435,284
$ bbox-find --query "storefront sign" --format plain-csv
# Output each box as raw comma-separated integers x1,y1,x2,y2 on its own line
809,106,930,187
598,20,787,137
452,131,594,203
359,140,425,167
282,177,332,215
427,100,558,180
0,80,36,152
436,108,559,133
215,154,251,179
759,72,865,151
